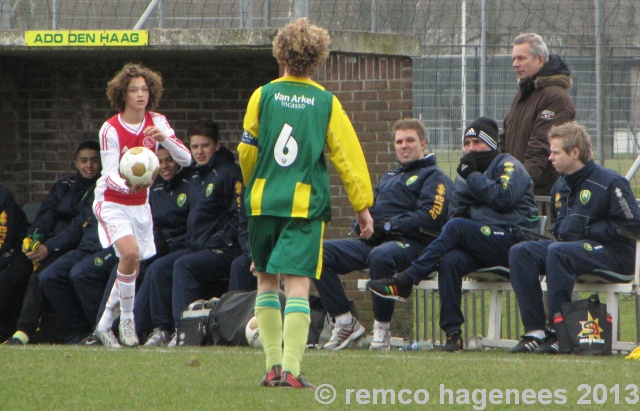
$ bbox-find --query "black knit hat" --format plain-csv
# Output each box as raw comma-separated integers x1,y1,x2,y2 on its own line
463,117,499,150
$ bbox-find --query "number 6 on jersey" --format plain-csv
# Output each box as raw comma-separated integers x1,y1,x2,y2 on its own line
274,123,298,167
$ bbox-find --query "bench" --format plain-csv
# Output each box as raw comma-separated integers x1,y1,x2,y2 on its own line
357,215,640,352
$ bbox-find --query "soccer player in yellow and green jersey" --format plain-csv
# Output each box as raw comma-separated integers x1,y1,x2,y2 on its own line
238,18,374,389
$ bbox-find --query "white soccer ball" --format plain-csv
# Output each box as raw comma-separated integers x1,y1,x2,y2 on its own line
119,146,160,186
245,316,262,348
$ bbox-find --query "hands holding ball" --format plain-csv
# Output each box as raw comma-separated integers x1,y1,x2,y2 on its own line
119,146,160,191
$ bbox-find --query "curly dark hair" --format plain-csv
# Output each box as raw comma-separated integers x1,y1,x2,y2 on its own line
272,18,331,77
106,63,164,112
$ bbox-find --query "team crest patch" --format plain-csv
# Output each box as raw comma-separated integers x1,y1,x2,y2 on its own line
583,243,593,251
406,175,418,186
206,183,214,196
580,190,591,205
108,224,117,237
177,193,187,207
94,257,104,266
540,110,555,120
2,252,10,258
480,226,491,236
143,136,155,149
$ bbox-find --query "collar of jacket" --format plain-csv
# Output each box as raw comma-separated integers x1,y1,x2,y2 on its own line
397,153,437,172
160,166,191,190
518,53,573,96
563,159,595,189
75,170,100,189
195,145,234,174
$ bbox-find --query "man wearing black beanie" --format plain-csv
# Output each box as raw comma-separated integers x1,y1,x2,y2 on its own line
456,116,500,181
368,116,539,352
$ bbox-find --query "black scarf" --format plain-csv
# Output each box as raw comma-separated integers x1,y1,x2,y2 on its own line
467,150,499,173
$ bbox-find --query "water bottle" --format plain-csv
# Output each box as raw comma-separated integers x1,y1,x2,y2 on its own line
400,340,433,351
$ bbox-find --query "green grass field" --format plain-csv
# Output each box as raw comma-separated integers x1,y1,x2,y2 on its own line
2,344,639,410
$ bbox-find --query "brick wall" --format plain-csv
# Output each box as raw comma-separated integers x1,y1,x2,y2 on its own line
0,51,415,339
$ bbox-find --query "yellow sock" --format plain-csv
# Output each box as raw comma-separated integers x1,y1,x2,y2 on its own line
254,291,282,371
282,297,310,377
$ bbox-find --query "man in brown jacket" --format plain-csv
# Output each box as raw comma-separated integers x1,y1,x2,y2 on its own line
499,33,575,196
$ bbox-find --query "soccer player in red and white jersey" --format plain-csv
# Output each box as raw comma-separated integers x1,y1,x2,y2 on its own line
92,63,191,347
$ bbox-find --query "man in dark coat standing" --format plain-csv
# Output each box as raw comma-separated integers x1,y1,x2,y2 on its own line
499,32,575,196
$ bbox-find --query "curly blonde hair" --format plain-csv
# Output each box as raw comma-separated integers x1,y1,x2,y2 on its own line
106,63,164,112
272,18,331,77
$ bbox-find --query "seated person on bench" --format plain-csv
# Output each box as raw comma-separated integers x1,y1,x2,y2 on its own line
313,118,454,351
508,121,640,354
367,117,538,352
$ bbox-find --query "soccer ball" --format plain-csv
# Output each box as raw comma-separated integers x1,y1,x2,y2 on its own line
119,146,160,186
245,316,262,348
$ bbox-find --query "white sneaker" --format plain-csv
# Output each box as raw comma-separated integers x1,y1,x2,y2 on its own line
118,318,139,347
94,329,121,348
143,328,170,347
322,319,365,350
167,332,177,348
370,327,391,351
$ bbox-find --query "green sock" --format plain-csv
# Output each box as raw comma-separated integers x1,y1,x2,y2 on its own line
282,297,310,377
254,291,282,371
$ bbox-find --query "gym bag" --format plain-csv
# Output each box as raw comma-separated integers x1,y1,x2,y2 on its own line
554,293,612,356
206,290,330,346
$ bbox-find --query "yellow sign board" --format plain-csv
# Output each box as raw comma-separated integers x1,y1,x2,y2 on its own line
25,30,148,47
